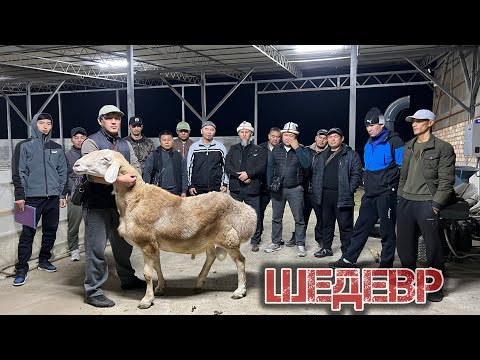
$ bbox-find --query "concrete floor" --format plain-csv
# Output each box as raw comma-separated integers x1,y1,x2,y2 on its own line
1,192,480,315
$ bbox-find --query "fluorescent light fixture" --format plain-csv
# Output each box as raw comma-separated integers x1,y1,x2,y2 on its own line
98,59,129,68
290,56,350,63
0,76,15,81
295,45,345,53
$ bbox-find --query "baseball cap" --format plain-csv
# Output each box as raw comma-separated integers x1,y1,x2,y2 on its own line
364,107,385,126
176,121,191,131
316,129,328,136
129,116,143,126
280,122,299,135
236,121,255,134
98,105,124,118
327,127,344,137
201,120,216,129
70,127,87,137
405,109,436,122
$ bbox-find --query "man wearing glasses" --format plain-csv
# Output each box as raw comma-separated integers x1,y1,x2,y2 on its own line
124,116,155,173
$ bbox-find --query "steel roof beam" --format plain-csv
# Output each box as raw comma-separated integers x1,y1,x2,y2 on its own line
252,45,302,78
145,45,250,81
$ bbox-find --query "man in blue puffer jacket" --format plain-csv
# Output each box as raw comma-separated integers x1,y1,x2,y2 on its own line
329,107,403,268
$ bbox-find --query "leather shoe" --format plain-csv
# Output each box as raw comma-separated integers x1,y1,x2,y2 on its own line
251,244,259,252
121,276,147,290
427,289,444,302
314,248,333,258
86,294,115,308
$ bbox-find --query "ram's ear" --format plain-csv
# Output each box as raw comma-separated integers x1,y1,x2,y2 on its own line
104,160,120,183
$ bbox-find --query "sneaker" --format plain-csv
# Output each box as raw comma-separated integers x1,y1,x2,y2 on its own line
38,262,57,272
264,243,282,253
13,273,28,286
251,244,259,252
286,232,296,247
329,258,356,268
427,289,444,303
314,248,334,258
297,245,306,257
70,249,80,261
121,276,147,290
286,239,296,247
86,294,115,308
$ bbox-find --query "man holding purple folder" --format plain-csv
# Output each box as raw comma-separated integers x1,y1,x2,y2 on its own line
11,113,68,286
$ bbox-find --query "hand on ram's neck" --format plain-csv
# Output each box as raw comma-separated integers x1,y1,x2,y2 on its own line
115,173,137,187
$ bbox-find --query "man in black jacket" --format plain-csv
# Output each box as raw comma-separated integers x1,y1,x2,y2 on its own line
312,127,363,259
225,121,267,252
264,122,312,257
143,130,188,197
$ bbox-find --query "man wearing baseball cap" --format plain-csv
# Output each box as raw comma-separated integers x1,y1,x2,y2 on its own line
65,126,88,261
173,121,194,159
80,104,146,307
123,116,155,172
311,127,363,259
329,107,404,270
225,121,267,252
396,109,455,302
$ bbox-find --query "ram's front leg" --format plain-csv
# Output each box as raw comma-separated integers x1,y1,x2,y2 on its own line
138,246,158,309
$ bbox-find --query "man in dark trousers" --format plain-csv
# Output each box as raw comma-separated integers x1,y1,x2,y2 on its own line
143,130,188,197
264,122,312,257
312,127,363,259
396,109,455,303
65,126,88,261
11,113,68,286
225,121,267,252
329,108,404,269
286,128,329,250
258,127,282,244
81,105,146,308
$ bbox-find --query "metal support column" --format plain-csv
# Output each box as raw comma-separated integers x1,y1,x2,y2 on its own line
126,45,135,122
6,102,13,161
349,45,358,150
181,86,185,121
254,83,258,145
58,93,64,148
116,89,121,137
201,71,206,121
26,82,32,137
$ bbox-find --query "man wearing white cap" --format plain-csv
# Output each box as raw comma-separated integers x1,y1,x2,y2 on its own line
396,109,455,302
80,104,146,308
264,122,312,257
225,121,267,252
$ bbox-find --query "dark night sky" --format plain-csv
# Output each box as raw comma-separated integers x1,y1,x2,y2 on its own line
0,65,433,161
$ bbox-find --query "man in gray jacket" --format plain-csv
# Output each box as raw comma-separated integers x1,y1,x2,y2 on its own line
11,113,68,286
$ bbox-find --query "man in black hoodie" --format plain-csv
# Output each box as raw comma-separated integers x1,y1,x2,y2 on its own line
329,108,404,269
11,113,68,286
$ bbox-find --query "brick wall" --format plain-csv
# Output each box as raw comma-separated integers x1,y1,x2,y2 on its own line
433,119,469,163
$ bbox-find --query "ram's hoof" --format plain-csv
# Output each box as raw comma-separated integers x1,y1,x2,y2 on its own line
154,288,165,296
138,301,153,309
231,290,246,299
193,287,203,294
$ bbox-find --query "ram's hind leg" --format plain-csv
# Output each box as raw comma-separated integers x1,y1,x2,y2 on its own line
226,247,246,299
194,246,216,293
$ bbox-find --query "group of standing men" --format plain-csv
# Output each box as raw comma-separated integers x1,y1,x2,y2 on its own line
11,103,455,304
